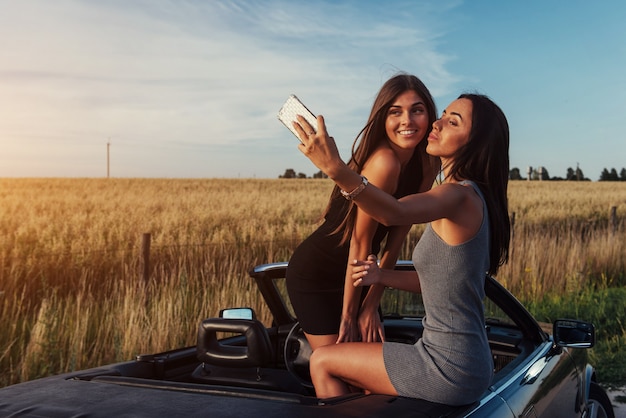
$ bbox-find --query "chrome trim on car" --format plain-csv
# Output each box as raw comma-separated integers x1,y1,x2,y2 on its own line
489,342,553,392
251,261,289,273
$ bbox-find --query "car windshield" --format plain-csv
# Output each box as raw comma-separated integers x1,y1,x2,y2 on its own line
273,277,515,326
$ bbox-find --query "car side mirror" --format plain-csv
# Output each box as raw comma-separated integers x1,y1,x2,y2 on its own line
220,307,255,320
553,319,595,348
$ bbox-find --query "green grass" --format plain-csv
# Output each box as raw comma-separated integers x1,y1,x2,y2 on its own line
523,285,626,387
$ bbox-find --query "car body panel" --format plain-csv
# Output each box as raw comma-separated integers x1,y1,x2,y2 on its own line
0,369,477,418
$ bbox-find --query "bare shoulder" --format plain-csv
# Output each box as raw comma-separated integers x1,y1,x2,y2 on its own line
363,146,401,171
430,182,483,244
429,182,470,201
361,147,402,193
438,182,482,210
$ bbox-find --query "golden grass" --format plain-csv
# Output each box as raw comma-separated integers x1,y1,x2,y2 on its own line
1,178,625,387
500,182,626,296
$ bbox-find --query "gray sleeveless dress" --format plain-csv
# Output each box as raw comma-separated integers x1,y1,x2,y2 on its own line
382,181,493,405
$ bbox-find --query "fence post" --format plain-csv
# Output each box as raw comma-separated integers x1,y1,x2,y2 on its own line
610,206,617,236
510,212,516,237
510,212,516,262
142,233,151,283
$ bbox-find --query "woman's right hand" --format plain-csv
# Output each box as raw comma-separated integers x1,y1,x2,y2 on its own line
294,115,344,178
337,315,360,343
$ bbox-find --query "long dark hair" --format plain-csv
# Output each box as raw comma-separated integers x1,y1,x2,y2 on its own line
446,93,510,274
325,73,439,245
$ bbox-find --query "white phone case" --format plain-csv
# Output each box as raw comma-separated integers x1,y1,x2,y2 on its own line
277,94,317,141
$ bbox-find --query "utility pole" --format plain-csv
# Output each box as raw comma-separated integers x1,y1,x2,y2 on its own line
107,141,110,178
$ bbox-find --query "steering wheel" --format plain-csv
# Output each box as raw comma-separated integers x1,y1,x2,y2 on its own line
283,322,313,388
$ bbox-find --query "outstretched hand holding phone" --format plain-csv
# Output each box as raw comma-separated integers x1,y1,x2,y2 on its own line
277,94,347,180
277,95,318,143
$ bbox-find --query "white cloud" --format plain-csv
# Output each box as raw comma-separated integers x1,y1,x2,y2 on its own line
0,0,462,177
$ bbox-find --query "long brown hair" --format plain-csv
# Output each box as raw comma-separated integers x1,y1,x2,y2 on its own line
446,93,510,274
325,73,439,245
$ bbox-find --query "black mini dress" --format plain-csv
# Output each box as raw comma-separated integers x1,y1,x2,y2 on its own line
286,159,421,335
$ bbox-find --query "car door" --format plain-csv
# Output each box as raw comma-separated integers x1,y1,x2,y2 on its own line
494,343,582,418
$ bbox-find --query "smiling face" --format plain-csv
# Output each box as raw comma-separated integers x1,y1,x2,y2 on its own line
427,98,473,167
384,90,430,160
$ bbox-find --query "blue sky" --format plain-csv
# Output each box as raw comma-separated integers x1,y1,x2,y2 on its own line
1,0,625,180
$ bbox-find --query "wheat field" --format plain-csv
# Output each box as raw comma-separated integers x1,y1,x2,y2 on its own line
1,178,625,387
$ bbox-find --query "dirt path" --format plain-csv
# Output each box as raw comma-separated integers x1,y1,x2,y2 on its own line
609,387,625,418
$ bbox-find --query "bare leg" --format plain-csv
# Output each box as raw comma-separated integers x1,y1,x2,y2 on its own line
304,332,338,352
310,342,397,398
305,333,361,394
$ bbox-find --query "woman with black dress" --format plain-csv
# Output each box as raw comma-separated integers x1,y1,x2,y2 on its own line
286,74,439,351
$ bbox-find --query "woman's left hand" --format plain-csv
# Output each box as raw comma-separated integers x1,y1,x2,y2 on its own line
358,306,385,342
351,254,380,287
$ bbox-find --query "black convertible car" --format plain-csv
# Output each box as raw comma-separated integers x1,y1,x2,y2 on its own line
0,261,614,417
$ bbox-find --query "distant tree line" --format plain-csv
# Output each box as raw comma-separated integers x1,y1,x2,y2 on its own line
508,166,626,181
509,166,589,181
598,167,626,181
279,168,328,179
281,166,626,181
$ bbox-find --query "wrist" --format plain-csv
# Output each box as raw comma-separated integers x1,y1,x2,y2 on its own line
335,167,368,200
359,303,377,314
326,162,351,182
340,176,367,200
341,310,357,321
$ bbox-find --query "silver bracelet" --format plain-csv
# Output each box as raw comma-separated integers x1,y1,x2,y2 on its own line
340,176,368,200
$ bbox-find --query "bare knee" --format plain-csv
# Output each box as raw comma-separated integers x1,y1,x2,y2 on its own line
309,345,349,398
310,345,342,386
309,345,329,375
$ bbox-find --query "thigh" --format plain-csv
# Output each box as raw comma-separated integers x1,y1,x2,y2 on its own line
287,286,343,335
305,332,339,352
312,343,397,395
286,245,346,335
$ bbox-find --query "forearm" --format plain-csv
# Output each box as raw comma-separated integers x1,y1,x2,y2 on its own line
375,270,421,293
341,227,373,320
330,166,410,226
361,226,411,310
341,267,362,320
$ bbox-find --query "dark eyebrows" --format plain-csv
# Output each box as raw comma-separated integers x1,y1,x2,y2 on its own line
389,101,425,109
442,109,464,120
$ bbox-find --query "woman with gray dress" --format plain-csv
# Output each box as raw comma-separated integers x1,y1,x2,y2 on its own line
292,93,510,406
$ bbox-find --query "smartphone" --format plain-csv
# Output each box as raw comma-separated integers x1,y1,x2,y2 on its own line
277,94,317,142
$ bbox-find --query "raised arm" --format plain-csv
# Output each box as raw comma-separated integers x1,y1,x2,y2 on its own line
295,115,455,227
